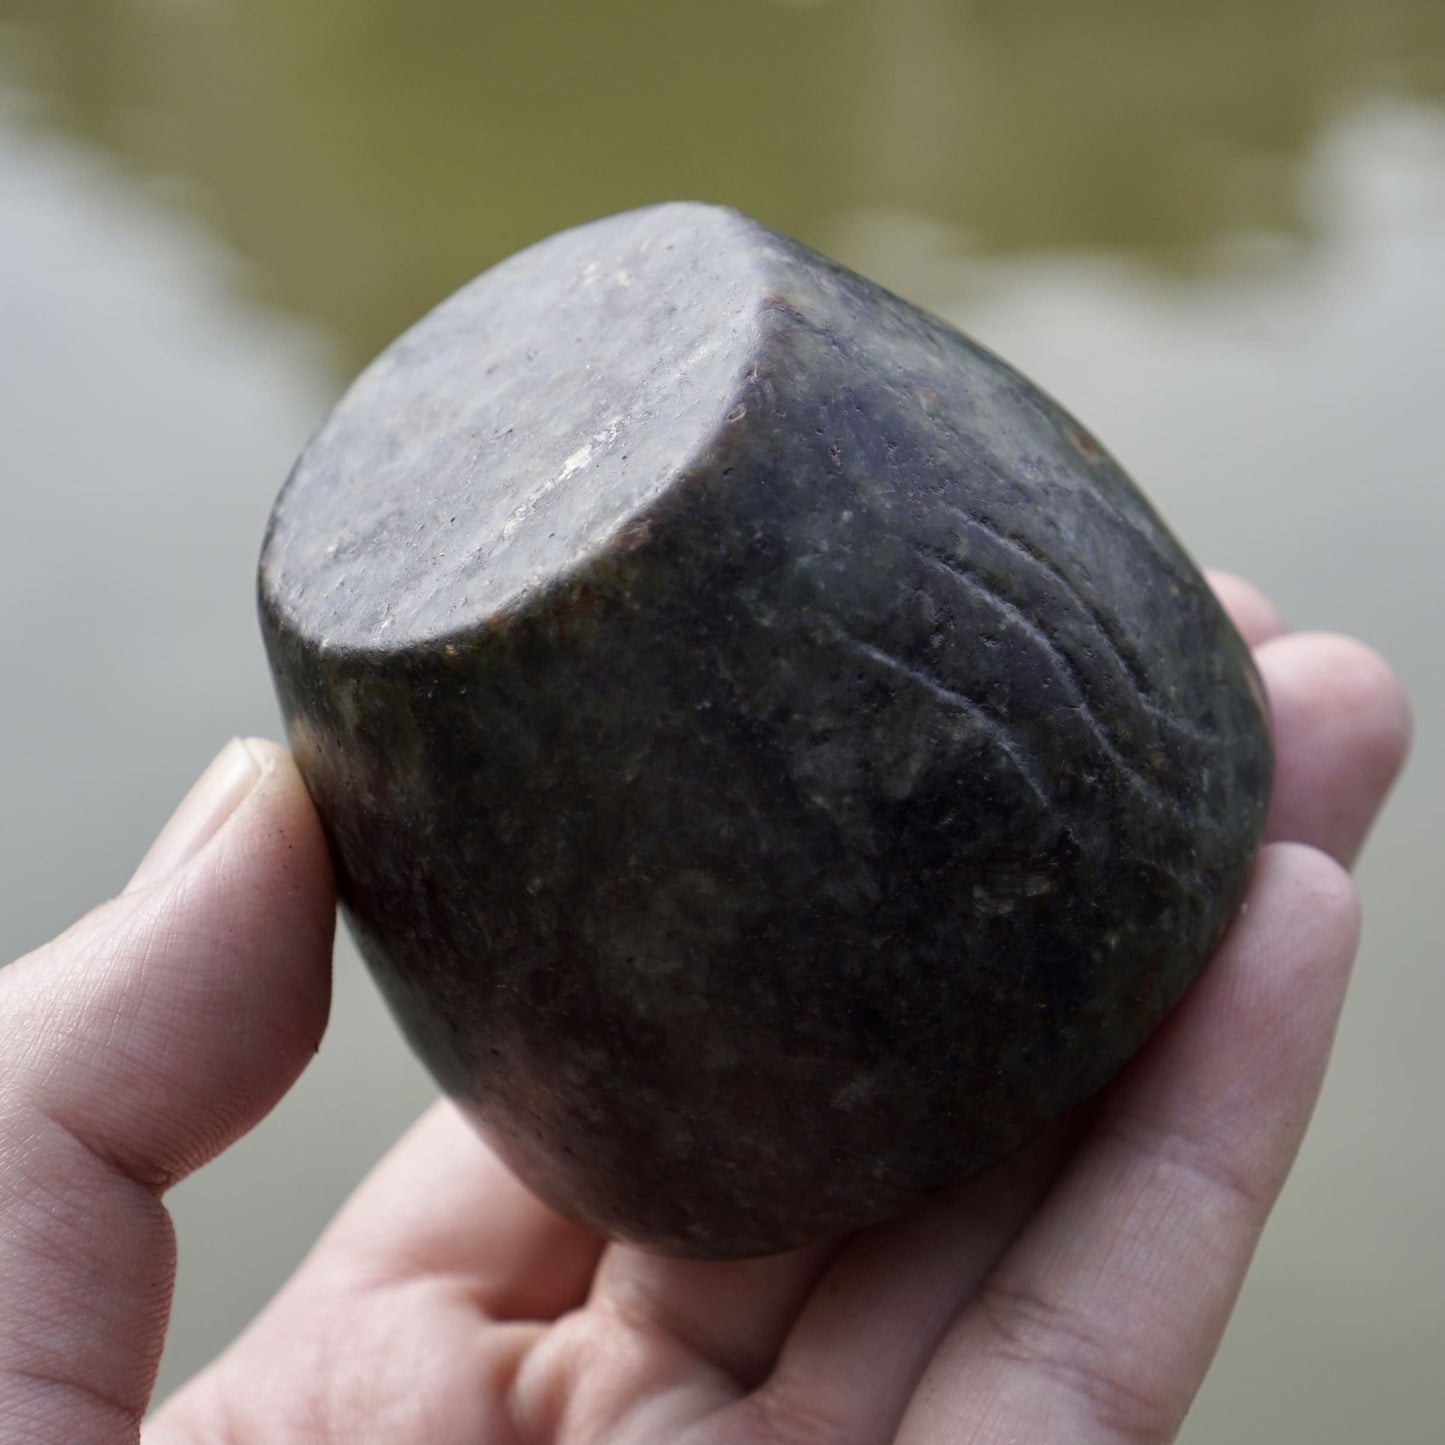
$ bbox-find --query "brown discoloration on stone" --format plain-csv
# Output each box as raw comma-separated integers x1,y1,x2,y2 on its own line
260,203,1273,1258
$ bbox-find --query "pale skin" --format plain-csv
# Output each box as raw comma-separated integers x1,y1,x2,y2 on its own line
0,574,1410,1445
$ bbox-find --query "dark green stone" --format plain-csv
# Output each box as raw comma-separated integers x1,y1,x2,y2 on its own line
259,203,1273,1258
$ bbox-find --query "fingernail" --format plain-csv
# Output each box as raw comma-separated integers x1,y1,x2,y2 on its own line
125,739,264,893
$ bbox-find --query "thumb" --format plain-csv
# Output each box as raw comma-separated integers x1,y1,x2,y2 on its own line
0,738,334,1445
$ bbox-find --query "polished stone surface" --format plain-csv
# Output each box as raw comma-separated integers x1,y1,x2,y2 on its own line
260,203,1273,1257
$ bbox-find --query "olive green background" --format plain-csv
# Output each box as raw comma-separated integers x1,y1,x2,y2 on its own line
1,2,1441,1439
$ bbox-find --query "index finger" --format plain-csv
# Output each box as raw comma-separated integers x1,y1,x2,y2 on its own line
1205,568,1289,649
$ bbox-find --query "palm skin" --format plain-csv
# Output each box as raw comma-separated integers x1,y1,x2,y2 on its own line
0,574,1410,1445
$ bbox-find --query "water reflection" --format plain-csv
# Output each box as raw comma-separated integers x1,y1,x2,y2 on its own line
1,0,1440,369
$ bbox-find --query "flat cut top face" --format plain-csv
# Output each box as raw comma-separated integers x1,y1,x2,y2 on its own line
261,203,762,653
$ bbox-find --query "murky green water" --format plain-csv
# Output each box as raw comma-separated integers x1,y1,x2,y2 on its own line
1,3,1442,1439
4,0,1442,365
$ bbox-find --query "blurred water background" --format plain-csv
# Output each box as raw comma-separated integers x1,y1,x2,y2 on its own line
0,2,1441,1438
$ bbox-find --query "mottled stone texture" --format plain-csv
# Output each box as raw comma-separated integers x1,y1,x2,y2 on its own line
259,203,1273,1258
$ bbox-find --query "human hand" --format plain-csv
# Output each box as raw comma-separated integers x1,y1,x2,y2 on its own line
0,575,1409,1445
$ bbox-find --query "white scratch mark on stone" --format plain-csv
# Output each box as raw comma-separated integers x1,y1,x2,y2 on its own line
558,441,594,483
